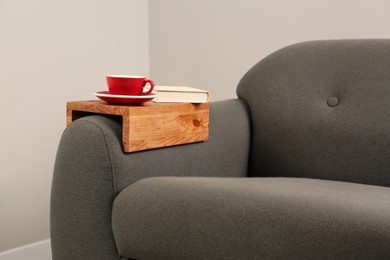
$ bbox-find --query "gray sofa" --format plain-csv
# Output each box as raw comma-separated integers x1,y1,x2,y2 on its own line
51,39,390,259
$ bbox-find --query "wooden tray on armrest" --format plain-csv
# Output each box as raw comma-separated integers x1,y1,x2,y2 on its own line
67,100,209,153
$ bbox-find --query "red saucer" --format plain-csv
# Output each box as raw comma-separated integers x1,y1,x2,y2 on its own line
94,91,157,105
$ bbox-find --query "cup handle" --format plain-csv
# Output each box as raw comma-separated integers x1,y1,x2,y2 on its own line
142,79,154,95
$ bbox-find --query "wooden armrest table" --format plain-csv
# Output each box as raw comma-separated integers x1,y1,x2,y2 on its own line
67,100,209,153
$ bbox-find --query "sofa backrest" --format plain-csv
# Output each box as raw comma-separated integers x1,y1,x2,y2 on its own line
237,39,390,187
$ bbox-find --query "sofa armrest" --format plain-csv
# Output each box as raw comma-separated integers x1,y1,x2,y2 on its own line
50,98,251,260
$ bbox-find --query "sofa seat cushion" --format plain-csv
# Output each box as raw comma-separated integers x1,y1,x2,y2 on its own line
112,177,390,259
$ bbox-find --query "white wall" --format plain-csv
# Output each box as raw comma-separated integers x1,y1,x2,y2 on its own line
149,0,390,101
0,0,149,251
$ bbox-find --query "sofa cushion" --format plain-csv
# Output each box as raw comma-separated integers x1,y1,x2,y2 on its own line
237,39,390,187
112,177,390,259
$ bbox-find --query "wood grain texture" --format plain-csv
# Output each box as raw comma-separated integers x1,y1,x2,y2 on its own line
66,100,209,152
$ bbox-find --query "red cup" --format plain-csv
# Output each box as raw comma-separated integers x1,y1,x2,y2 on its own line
106,75,154,95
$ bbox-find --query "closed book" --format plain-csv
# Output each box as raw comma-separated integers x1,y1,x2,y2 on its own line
153,86,210,103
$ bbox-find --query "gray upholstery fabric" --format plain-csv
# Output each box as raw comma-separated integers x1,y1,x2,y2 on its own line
50,116,119,259
51,39,390,260
237,39,390,187
112,176,390,260
50,99,250,259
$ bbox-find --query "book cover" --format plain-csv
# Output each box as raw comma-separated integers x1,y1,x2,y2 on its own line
153,86,210,103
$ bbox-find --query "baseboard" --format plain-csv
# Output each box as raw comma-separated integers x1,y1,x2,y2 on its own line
0,239,51,260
